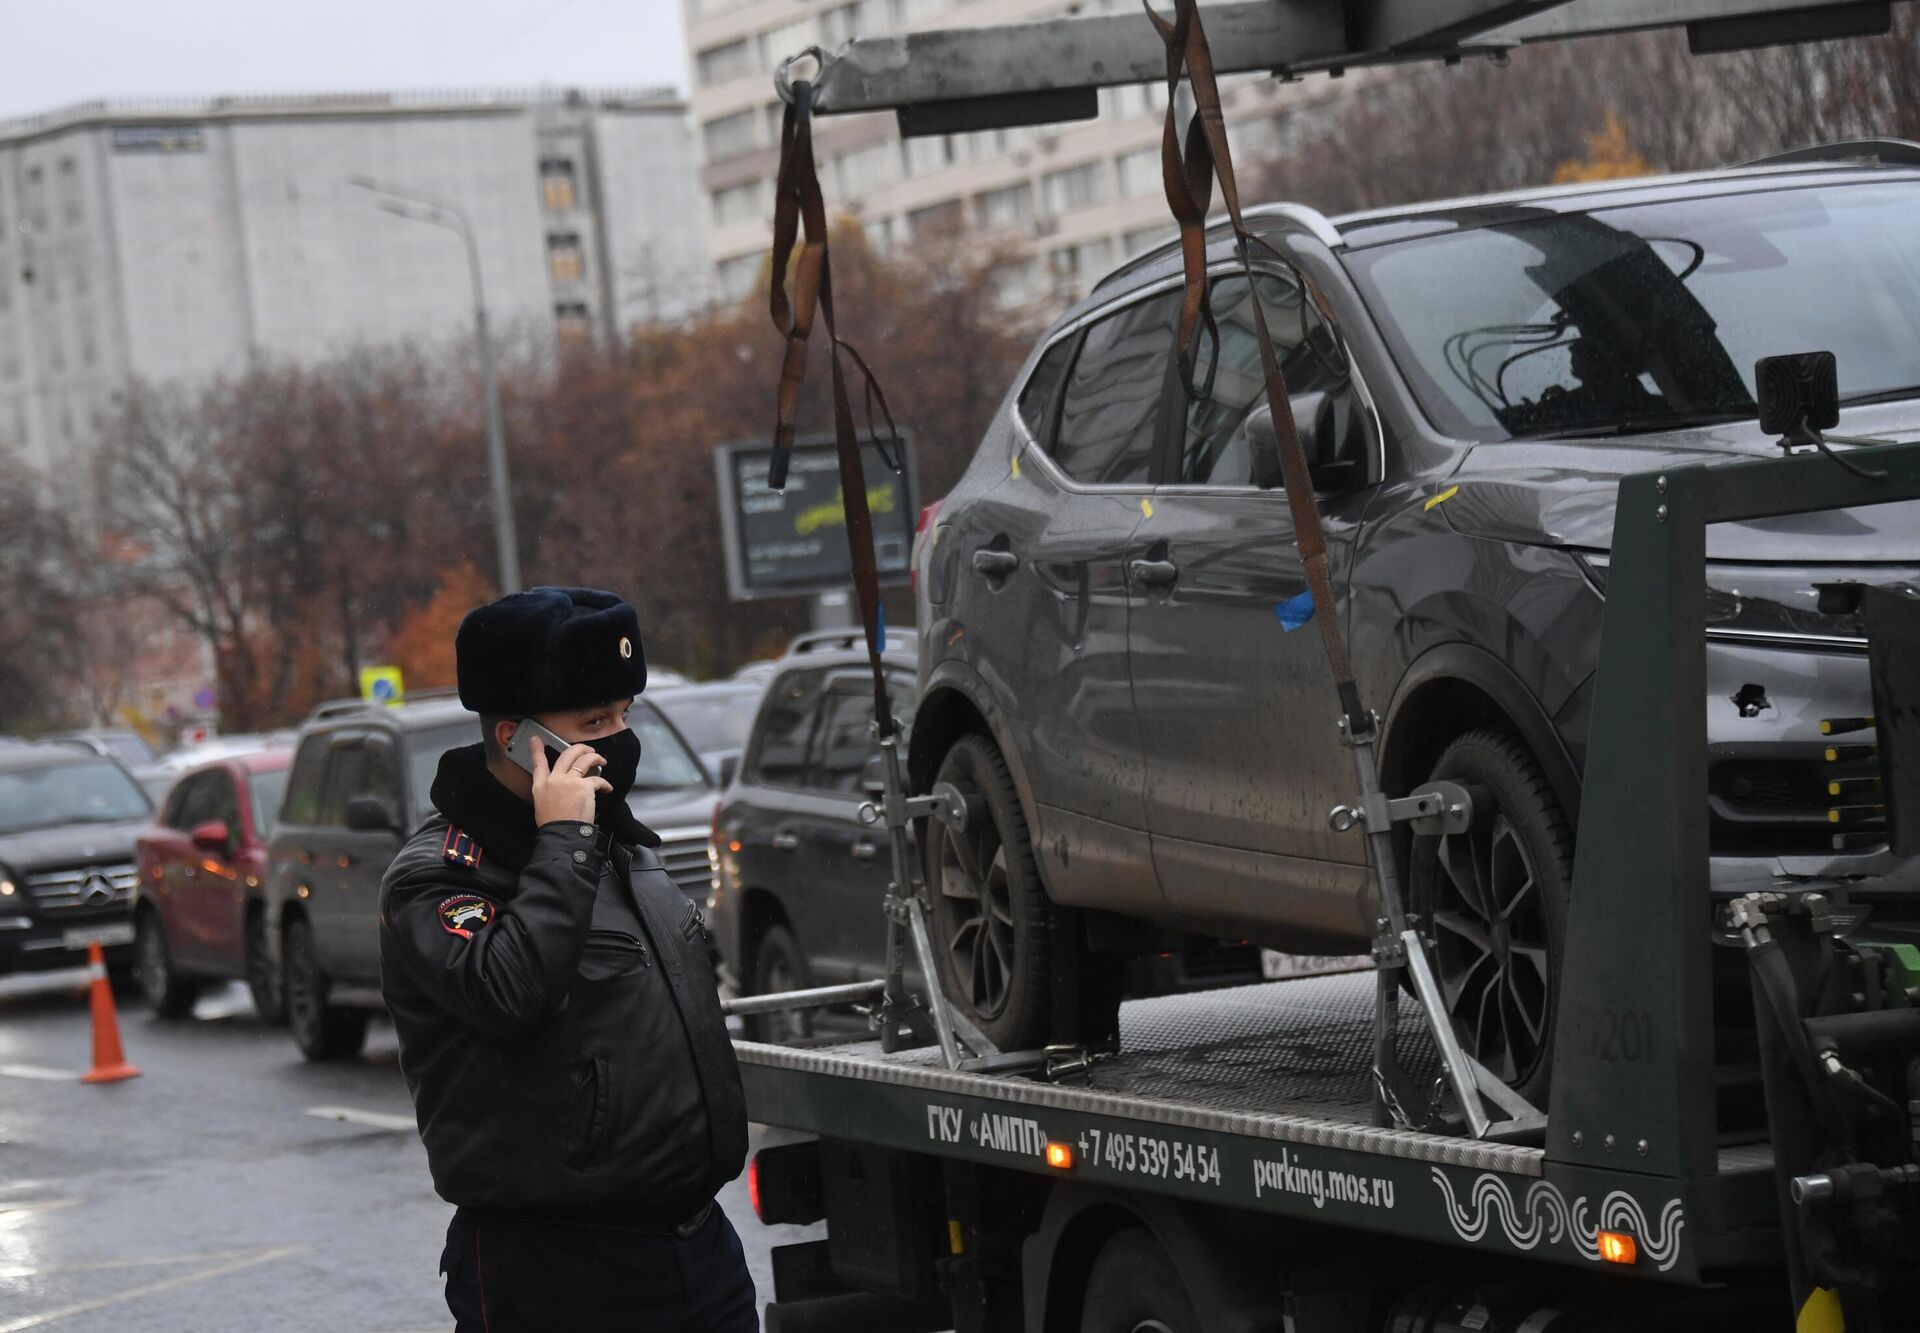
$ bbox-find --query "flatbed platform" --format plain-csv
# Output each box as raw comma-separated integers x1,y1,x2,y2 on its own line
736,974,1706,1283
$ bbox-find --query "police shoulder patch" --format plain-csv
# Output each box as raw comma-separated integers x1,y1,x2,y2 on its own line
441,825,485,870
439,894,494,939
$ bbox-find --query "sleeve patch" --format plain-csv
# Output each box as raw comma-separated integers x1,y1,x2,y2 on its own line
439,895,495,938
441,826,485,869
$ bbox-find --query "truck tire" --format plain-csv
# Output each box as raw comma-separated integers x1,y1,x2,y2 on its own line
134,908,200,1020
245,909,286,1026
1408,727,1572,1106
926,733,1055,1052
1078,1227,1201,1333
283,918,369,1061
744,923,813,1044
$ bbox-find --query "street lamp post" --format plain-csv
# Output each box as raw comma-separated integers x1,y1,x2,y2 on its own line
349,175,521,595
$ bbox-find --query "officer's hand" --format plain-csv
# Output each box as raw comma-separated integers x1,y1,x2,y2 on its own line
532,739,612,828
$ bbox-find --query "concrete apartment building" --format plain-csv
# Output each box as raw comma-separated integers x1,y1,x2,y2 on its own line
686,0,1297,307
0,88,706,475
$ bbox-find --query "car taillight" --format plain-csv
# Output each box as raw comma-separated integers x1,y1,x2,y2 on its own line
748,1155,763,1222
911,499,945,591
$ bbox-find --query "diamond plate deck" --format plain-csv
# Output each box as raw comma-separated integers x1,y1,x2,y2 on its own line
737,971,1542,1175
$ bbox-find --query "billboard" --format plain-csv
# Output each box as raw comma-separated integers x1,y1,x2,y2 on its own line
714,435,918,602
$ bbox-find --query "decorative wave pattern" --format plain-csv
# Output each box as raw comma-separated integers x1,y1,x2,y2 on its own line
1430,1170,1687,1272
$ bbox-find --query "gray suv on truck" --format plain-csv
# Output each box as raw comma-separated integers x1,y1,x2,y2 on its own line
911,146,1920,1100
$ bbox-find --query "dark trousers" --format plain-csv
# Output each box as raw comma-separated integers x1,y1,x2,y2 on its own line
442,1204,757,1332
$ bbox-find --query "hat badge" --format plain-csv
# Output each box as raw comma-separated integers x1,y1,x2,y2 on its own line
618,636,633,660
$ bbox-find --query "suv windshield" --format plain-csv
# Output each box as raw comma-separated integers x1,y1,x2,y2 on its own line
634,706,709,791
1344,179,1920,440
0,757,152,834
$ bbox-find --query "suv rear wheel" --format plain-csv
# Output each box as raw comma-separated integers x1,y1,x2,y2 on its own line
1408,728,1572,1106
245,910,285,1025
284,917,368,1061
134,908,199,1020
925,733,1055,1052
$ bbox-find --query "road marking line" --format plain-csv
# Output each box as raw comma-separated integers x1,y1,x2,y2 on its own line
0,1200,78,1230
305,1105,416,1133
0,1247,277,1278
0,1245,304,1332
0,1064,82,1082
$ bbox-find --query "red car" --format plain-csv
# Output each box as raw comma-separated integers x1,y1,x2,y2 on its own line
131,748,291,1020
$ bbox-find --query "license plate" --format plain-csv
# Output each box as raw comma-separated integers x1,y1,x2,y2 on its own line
1259,949,1372,980
63,922,136,951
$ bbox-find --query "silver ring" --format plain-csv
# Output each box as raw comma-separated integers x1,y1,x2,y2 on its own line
774,46,825,104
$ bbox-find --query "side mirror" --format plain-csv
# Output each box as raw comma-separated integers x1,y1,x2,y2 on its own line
717,754,740,787
344,796,398,834
860,753,889,798
190,820,232,854
1245,395,1366,493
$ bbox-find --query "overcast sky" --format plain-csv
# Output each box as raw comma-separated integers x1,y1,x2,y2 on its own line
0,0,690,121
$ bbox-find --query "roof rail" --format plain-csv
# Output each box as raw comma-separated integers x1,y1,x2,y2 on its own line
784,626,917,657
1092,202,1344,295
305,686,466,723
1739,138,1920,169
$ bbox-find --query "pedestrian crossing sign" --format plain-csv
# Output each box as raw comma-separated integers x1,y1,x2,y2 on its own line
359,666,405,706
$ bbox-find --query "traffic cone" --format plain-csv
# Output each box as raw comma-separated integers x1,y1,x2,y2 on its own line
79,941,141,1084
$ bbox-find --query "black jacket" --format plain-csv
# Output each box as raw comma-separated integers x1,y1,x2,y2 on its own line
378,745,746,1223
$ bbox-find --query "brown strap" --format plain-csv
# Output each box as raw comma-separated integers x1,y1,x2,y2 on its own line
767,80,902,737
1147,0,1366,729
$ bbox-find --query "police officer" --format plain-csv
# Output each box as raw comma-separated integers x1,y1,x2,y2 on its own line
379,587,754,1332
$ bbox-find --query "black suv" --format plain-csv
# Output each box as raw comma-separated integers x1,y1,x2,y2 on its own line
266,692,721,1060
913,151,1920,1099
0,745,153,978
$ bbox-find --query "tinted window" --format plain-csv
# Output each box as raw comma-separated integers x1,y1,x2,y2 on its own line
1178,273,1345,486
249,770,288,839
164,773,211,831
0,758,151,835
406,722,477,821
282,735,331,826
808,673,917,794
1051,291,1179,485
200,770,240,833
751,671,826,788
317,742,369,827
1016,338,1074,446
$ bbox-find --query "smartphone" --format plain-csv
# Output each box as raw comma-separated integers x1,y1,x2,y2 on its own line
503,719,598,775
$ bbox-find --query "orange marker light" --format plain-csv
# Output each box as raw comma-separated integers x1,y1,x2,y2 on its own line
1597,1230,1637,1265
1044,1142,1075,1171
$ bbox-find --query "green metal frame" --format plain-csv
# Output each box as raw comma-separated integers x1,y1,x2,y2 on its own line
1548,440,1920,1251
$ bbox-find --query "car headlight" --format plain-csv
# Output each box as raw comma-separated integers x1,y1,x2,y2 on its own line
0,865,16,900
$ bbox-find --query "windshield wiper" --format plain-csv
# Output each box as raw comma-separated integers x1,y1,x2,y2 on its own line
1513,410,1753,441
1837,385,1920,409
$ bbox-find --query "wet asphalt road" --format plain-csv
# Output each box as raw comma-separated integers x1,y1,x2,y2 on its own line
0,970,820,1332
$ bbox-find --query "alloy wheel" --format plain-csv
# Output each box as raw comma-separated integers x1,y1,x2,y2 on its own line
937,817,1016,1020
759,955,808,1044
1427,809,1552,1086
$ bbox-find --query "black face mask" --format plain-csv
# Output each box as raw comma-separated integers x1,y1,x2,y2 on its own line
588,726,642,826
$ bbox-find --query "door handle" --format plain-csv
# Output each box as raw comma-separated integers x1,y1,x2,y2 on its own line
297,849,314,865
337,855,353,869
851,840,879,861
1129,558,1180,587
972,549,1019,578
771,833,801,852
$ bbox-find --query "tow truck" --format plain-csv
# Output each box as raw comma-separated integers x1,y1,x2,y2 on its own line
722,4,1920,1328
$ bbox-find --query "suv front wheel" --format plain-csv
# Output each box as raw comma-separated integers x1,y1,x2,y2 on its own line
1407,727,1572,1107
284,917,369,1061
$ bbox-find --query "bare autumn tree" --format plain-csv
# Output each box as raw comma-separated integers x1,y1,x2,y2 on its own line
0,444,85,730
1254,12,1920,212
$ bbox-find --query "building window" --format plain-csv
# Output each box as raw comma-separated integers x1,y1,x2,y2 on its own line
554,302,592,343
548,234,585,285
25,165,46,231
702,110,760,163
890,0,946,26
833,142,897,196
818,1,863,47
902,134,952,178
710,180,765,230
57,159,81,224
906,200,964,238
1050,237,1114,289
974,182,1032,231
863,216,897,254
1106,82,1168,121
1122,225,1167,258
1115,147,1161,199
540,158,578,211
696,38,755,87
992,258,1044,311
758,18,818,73
1041,162,1106,216
716,252,766,303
